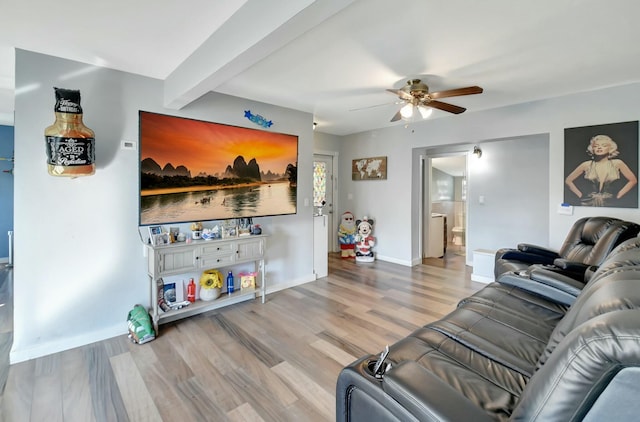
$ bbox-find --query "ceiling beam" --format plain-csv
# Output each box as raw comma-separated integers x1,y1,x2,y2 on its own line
163,0,356,109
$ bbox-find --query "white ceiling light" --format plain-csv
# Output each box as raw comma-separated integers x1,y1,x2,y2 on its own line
417,105,432,119
400,103,433,121
400,103,414,119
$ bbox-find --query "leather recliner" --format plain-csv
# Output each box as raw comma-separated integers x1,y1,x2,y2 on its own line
494,216,639,280
337,236,640,422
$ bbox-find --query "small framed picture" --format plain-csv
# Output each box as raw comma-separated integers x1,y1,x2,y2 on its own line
148,225,162,239
152,233,170,246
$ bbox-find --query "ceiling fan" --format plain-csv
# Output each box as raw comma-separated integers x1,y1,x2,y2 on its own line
386,79,483,122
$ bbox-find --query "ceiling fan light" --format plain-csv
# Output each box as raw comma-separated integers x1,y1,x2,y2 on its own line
417,105,432,119
400,103,414,119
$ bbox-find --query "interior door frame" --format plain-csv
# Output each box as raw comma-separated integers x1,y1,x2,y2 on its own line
420,148,470,260
314,149,339,252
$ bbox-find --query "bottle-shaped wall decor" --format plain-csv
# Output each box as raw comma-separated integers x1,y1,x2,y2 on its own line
44,87,95,177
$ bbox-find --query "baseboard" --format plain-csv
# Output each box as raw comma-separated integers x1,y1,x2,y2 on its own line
376,254,413,267
262,273,317,296
10,322,126,364
471,274,493,284
0,257,8,264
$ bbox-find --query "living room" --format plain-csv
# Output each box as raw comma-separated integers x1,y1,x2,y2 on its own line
2,1,640,420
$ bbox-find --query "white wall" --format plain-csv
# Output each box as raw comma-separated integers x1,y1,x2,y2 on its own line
12,50,315,362
342,84,640,266
465,135,549,257
314,131,342,152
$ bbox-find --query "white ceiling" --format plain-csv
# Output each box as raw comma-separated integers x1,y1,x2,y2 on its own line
2,0,640,135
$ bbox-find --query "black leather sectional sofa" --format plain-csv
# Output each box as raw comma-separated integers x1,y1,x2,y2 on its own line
336,218,640,421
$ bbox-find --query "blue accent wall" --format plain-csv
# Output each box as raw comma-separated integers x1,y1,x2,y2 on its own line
0,125,14,259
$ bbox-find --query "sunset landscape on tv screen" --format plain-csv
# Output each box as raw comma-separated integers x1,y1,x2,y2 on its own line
139,111,298,225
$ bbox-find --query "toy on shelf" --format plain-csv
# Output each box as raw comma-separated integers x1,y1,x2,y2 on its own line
355,216,375,263
338,211,356,259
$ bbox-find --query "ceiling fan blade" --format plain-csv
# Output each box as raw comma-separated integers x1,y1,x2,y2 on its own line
427,100,466,114
350,100,400,112
387,88,413,101
390,110,402,122
428,86,483,100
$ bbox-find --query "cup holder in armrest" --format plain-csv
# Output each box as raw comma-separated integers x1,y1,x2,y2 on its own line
363,345,391,379
365,359,378,376
365,358,384,379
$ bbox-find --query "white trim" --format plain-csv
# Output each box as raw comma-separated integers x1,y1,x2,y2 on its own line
376,254,413,267
471,274,493,284
260,273,317,296
10,322,126,364
422,149,470,260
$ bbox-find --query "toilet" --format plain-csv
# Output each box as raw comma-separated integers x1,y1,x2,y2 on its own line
452,211,465,246
452,226,465,246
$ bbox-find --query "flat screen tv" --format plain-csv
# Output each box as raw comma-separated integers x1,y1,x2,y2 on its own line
139,111,298,226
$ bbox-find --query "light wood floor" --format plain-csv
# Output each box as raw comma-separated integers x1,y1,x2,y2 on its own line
0,253,481,422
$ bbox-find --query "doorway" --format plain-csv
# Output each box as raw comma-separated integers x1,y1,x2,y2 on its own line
0,125,13,263
313,152,338,252
422,152,468,262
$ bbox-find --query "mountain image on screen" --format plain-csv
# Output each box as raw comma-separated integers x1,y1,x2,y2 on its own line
141,156,295,190
138,110,299,225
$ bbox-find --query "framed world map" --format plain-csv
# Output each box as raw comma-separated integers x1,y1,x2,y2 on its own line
352,156,387,180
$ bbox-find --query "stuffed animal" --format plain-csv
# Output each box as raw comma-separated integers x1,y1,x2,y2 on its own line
338,211,357,258
355,216,375,263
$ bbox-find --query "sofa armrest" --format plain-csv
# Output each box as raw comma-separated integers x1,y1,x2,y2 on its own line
529,267,585,293
498,269,584,305
517,243,561,259
498,250,557,266
383,361,494,422
551,258,593,279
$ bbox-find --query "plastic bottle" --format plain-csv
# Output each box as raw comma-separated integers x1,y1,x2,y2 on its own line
187,278,196,302
44,87,96,177
226,271,234,295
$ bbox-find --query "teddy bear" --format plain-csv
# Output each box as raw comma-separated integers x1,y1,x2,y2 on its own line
337,211,357,258
355,216,375,263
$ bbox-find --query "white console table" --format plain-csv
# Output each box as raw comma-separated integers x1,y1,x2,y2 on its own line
145,235,266,333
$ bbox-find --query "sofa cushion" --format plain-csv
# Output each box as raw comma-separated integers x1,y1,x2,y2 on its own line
427,304,553,376
459,282,569,327
512,310,640,421
387,332,524,421
537,268,640,369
